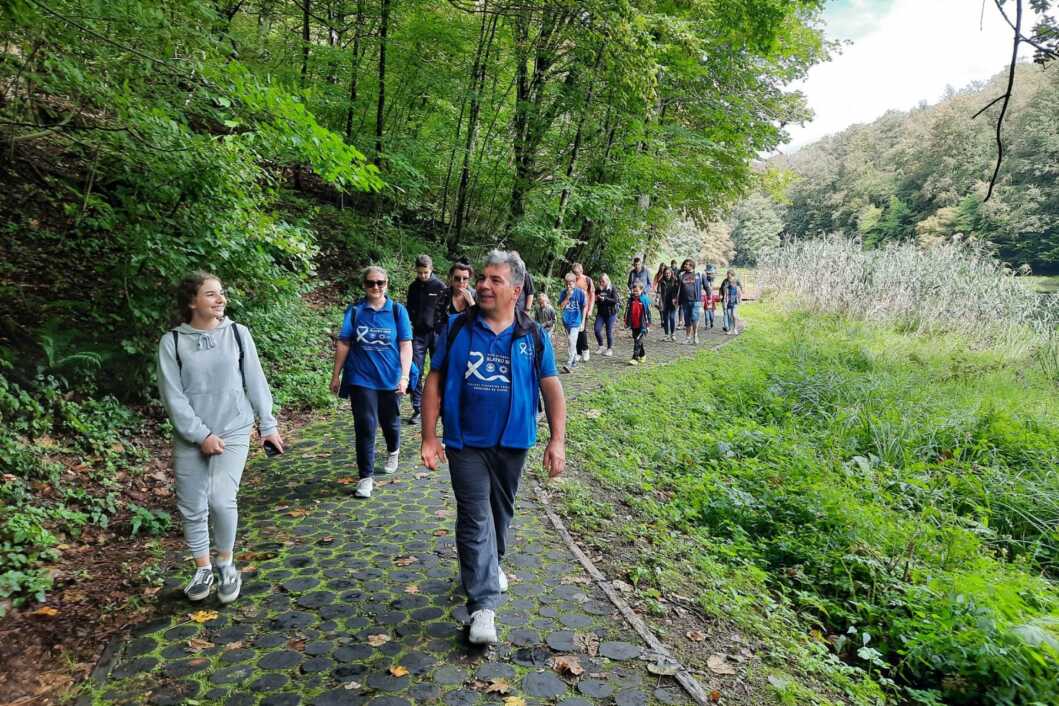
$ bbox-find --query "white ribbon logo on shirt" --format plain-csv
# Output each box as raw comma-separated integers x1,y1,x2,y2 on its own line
356,326,389,345
465,351,510,383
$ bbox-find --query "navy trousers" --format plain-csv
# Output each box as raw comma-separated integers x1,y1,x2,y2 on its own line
447,446,528,612
349,386,400,478
410,332,436,413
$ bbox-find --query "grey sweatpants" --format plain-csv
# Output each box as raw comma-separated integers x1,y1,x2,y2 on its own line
174,436,249,557
447,446,528,613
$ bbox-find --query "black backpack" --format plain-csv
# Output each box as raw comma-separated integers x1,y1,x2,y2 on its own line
441,308,545,378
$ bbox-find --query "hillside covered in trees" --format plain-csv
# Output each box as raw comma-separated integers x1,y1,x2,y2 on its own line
729,63,1059,271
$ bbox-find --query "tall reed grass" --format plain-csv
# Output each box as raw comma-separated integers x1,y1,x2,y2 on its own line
758,237,1059,373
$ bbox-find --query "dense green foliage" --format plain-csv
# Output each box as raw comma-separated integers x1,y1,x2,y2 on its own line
559,305,1059,704
744,64,1059,271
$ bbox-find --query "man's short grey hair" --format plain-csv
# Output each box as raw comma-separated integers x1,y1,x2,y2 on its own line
483,249,526,287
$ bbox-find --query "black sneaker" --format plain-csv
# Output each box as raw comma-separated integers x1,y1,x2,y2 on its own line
217,563,242,604
408,411,421,425
184,566,214,601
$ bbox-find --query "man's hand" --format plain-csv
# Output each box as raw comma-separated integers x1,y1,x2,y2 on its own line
396,378,408,396
421,436,446,471
200,434,225,456
329,375,341,395
543,438,566,478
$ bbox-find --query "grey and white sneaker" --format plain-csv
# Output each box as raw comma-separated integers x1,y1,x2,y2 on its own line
354,477,374,498
379,450,399,475
217,563,242,604
184,566,214,601
498,567,509,593
468,608,498,645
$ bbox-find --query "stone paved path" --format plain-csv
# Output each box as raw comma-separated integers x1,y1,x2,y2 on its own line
86,324,732,706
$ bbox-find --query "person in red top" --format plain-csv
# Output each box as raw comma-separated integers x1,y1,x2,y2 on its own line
623,281,652,365
702,286,719,330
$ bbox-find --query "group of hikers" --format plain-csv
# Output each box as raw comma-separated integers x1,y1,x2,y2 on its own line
156,249,742,647
543,255,745,370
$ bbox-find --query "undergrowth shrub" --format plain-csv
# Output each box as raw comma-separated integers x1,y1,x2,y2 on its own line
562,306,1059,704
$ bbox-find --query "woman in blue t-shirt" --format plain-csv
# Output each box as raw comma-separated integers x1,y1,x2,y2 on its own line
557,272,587,373
720,269,744,335
329,266,413,498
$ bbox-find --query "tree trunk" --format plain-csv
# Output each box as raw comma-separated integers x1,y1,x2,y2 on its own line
374,0,391,169
450,5,497,255
344,0,365,142
300,0,311,87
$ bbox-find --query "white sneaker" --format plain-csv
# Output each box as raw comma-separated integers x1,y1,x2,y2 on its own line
596,345,605,354
354,477,373,498
380,450,399,475
468,609,498,645
604,349,613,357
498,567,509,593
582,350,591,362
694,333,699,344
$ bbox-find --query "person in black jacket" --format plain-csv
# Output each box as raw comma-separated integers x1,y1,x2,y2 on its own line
593,273,620,356
657,267,680,341
405,254,446,425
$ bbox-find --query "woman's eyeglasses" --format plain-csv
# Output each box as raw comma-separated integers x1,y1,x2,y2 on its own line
452,276,470,282
364,280,387,288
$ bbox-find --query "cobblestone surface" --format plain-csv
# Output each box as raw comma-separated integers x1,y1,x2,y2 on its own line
86,323,730,705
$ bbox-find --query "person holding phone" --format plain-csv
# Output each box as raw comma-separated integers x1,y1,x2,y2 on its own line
157,271,284,605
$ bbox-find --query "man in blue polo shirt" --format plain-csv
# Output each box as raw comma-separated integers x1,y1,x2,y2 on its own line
420,250,566,645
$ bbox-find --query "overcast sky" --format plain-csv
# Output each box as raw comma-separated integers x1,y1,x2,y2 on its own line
783,0,1036,150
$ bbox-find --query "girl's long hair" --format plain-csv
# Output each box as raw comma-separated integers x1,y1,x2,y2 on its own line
175,271,220,324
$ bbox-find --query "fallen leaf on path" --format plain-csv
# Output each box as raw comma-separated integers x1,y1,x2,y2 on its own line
404,585,419,594
186,638,214,653
432,528,449,536
343,681,362,690
686,630,706,642
31,606,60,617
560,575,591,585
504,697,526,706
224,641,244,651
188,610,218,623
612,580,634,593
549,655,584,676
287,508,309,518
367,634,391,647
394,555,418,566
288,638,306,652
710,690,721,703
707,654,737,675
574,632,600,657
434,510,449,518
336,477,355,485
485,679,512,694
318,536,335,545
415,472,430,479
647,661,679,676
389,665,409,677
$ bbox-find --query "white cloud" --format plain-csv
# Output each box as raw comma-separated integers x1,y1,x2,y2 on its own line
783,0,1036,150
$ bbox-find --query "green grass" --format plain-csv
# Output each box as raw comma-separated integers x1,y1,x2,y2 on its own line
558,304,1059,705
1022,275,1059,294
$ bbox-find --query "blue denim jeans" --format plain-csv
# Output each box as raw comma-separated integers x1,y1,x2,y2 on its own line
410,332,436,413
724,304,737,331
593,314,616,348
661,306,677,336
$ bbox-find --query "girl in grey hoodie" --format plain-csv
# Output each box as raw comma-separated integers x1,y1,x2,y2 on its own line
157,271,284,604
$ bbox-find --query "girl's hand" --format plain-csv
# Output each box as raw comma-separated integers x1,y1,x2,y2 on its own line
261,432,285,454
397,377,409,395
200,434,225,456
